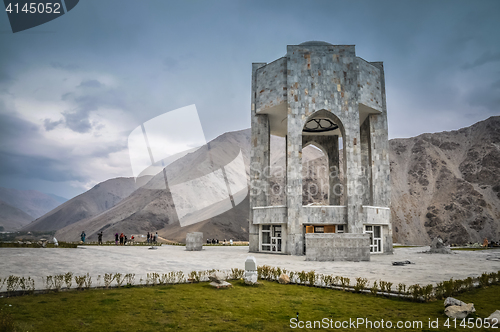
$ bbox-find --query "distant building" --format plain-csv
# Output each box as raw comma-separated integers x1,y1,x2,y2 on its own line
249,42,392,261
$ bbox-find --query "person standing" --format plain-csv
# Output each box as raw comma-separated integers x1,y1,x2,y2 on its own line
120,233,124,245
80,231,86,243
115,233,119,245
98,231,103,245
147,232,150,244
155,232,158,244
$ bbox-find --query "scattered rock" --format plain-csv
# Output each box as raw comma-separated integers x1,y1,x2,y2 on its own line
209,281,232,289
392,260,415,266
429,237,452,254
444,303,475,319
208,271,226,284
278,274,290,284
486,310,500,324
444,297,467,308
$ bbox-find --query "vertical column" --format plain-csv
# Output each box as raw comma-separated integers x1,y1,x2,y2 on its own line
249,62,269,253
286,115,303,255
370,62,392,254
360,117,373,206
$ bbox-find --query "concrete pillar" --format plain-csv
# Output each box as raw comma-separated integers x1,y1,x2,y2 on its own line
360,117,373,206
249,62,269,253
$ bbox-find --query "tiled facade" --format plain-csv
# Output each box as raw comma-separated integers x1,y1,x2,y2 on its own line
250,42,392,260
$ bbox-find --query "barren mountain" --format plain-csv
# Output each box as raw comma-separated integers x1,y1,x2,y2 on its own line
55,129,252,242
0,187,67,219
23,177,139,232
390,116,500,245
51,117,499,245
0,199,33,231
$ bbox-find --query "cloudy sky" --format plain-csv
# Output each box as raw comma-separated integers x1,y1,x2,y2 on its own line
0,0,499,199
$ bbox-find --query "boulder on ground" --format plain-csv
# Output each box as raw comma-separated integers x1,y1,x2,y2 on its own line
444,297,467,308
429,237,452,254
208,271,226,284
444,303,475,319
486,310,500,324
278,274,290,284
209,281,232,289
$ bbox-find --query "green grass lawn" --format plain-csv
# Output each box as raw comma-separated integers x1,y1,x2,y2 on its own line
1,281,499,331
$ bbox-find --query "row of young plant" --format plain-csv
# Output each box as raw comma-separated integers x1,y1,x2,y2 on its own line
0,268,247,296
256,265,500,302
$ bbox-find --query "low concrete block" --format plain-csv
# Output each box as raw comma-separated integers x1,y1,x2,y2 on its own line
185,232,203,251
305,233,370,261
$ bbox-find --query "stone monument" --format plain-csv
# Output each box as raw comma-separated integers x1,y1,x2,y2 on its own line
244,256,258,285
249,41,392,261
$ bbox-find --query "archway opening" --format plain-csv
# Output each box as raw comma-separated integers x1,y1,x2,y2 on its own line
301,110,346,206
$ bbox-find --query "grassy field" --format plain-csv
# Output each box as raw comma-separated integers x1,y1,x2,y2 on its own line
1,281,499,331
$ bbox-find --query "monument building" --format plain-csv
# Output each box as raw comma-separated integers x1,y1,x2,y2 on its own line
249,41,392,261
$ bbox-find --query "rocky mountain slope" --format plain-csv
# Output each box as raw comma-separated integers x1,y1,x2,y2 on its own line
0,187,67,219
390,116,500,245
46,116,499,245
0,199,33,231
23,177,139,232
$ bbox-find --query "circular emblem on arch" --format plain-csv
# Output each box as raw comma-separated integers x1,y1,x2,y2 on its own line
303,118,339,133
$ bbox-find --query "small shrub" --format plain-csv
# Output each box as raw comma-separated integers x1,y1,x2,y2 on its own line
306,271,317,286
354,277,368,293
370,281,378,295
397,283,407,297
114,273,125,287
479,273,490,288
84,273,92,289
435,282,445,299
289,271,295,283
0,277,6,292
104,273,114,289
297,271,307,285
74,275,86,290
53,275,64,291
409,284,422,302
230,268,244,280
422,284,434,302
443,279,454,297
44,276,53,291
64,272,73,289
175,271,185,283
340,277,350,291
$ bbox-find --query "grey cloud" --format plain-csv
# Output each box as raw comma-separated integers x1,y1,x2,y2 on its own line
462,51,500,70
61,109,93,133
50,62,81,71
78,79,103,88
43,118,63,131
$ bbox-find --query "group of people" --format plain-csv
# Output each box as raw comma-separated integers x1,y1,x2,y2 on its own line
147,232,158,244
206,238,233,245
114,232,135,245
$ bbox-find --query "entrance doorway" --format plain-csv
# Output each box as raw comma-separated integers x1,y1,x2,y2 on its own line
261,225,282,252
364,225,382,253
